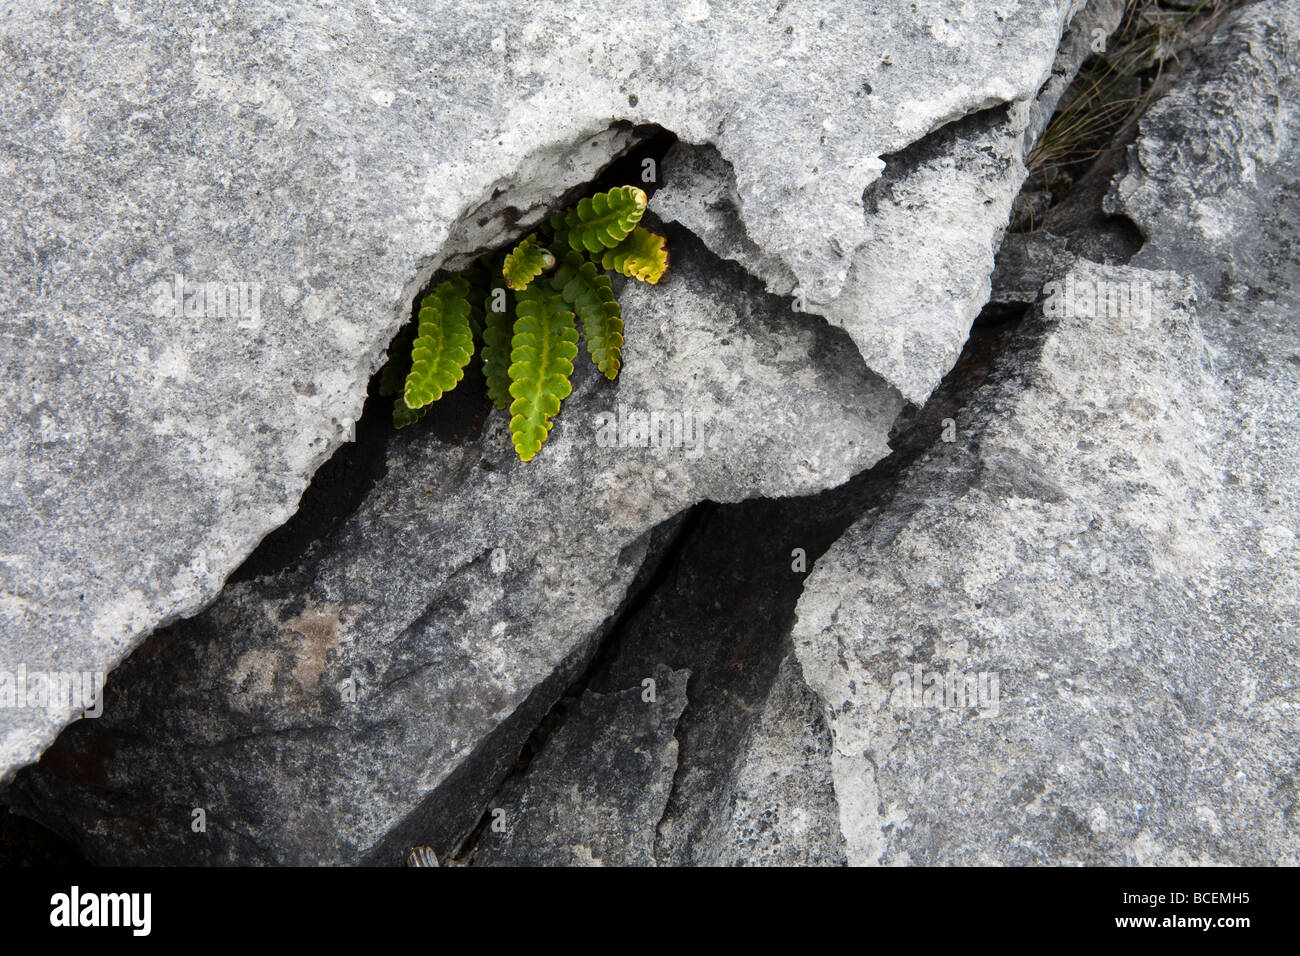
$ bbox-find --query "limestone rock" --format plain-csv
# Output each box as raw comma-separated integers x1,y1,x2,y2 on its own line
472,665,690,867
1,0,1088,781
651,0,1119,406
5,235,898,864
792,1,1300,866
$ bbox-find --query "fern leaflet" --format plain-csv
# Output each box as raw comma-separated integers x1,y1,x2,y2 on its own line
380,326,430,428
560,185,647,254
601,226,669,284
553,251,623,379
403,277,475,411
502,235,556,291
507,285,579,461
480,277,514,410
392,396,427,428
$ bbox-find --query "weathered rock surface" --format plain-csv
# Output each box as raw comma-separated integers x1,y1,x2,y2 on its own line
428,2,1131,867
443,303,1027,867
1,0,1091,782
791,1,1300,865
5,233,899,865
651,0,1120,406
472,665,690,867
13,0,1275,872
2,0,1115,860
699,652,847,867
10,266,1028,866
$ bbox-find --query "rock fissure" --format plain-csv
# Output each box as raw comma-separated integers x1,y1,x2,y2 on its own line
5,0,1292,869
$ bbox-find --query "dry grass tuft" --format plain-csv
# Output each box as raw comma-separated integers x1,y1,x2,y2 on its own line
1029,0,1251,176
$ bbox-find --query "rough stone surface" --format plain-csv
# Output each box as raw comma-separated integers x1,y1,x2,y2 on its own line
546,495,856,868
651,0,1117,406
14,0,1281,872
791,2,1300,866
0,0,1090,781
472,665,690,867
703,653,846,867
444,307,1028,868
5,233,899,865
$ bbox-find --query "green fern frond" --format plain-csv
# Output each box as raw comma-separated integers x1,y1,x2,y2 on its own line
403,277,475,411
553,251,623,379
502,235,557,291
393,396,428,429
560,185,647,255
381,326,432,428
481,280,514,410
461,259,493,338
601,226,669,284
387,184,667,455
380,326,431,428
507,285,579,461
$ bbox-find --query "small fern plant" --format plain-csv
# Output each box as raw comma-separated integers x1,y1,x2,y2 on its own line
379,185,669,461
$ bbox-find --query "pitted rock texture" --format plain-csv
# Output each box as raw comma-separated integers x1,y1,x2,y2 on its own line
651,0,1119,406
5,234,900,865
696,652,847,867
1,0,1090,781
472,665,691,867
791,1,1300,866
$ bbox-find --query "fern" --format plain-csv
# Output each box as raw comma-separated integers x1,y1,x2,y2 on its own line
559,185,647,254
378,325,429,428
386,185,668,460
481,278,514,410
502,235,556,291
602,226,669,284
553,251,623,379
392,395,427,429
403,278,475,412
460,259,492,339
507,285,579,462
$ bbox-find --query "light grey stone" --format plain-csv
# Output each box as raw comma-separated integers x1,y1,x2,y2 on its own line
704,653,846,867
651,0,1117,406
5,235,900,864
791,1,1300,866
1,0,1092,781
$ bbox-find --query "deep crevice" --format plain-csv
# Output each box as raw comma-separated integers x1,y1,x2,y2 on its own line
446,295,1031,865
445,501,711,865
232,126,680,584
1016,0,1253,246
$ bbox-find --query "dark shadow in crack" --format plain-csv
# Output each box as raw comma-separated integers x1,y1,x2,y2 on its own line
232,127,681,585
0,806,86,867
451,291,1037,865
